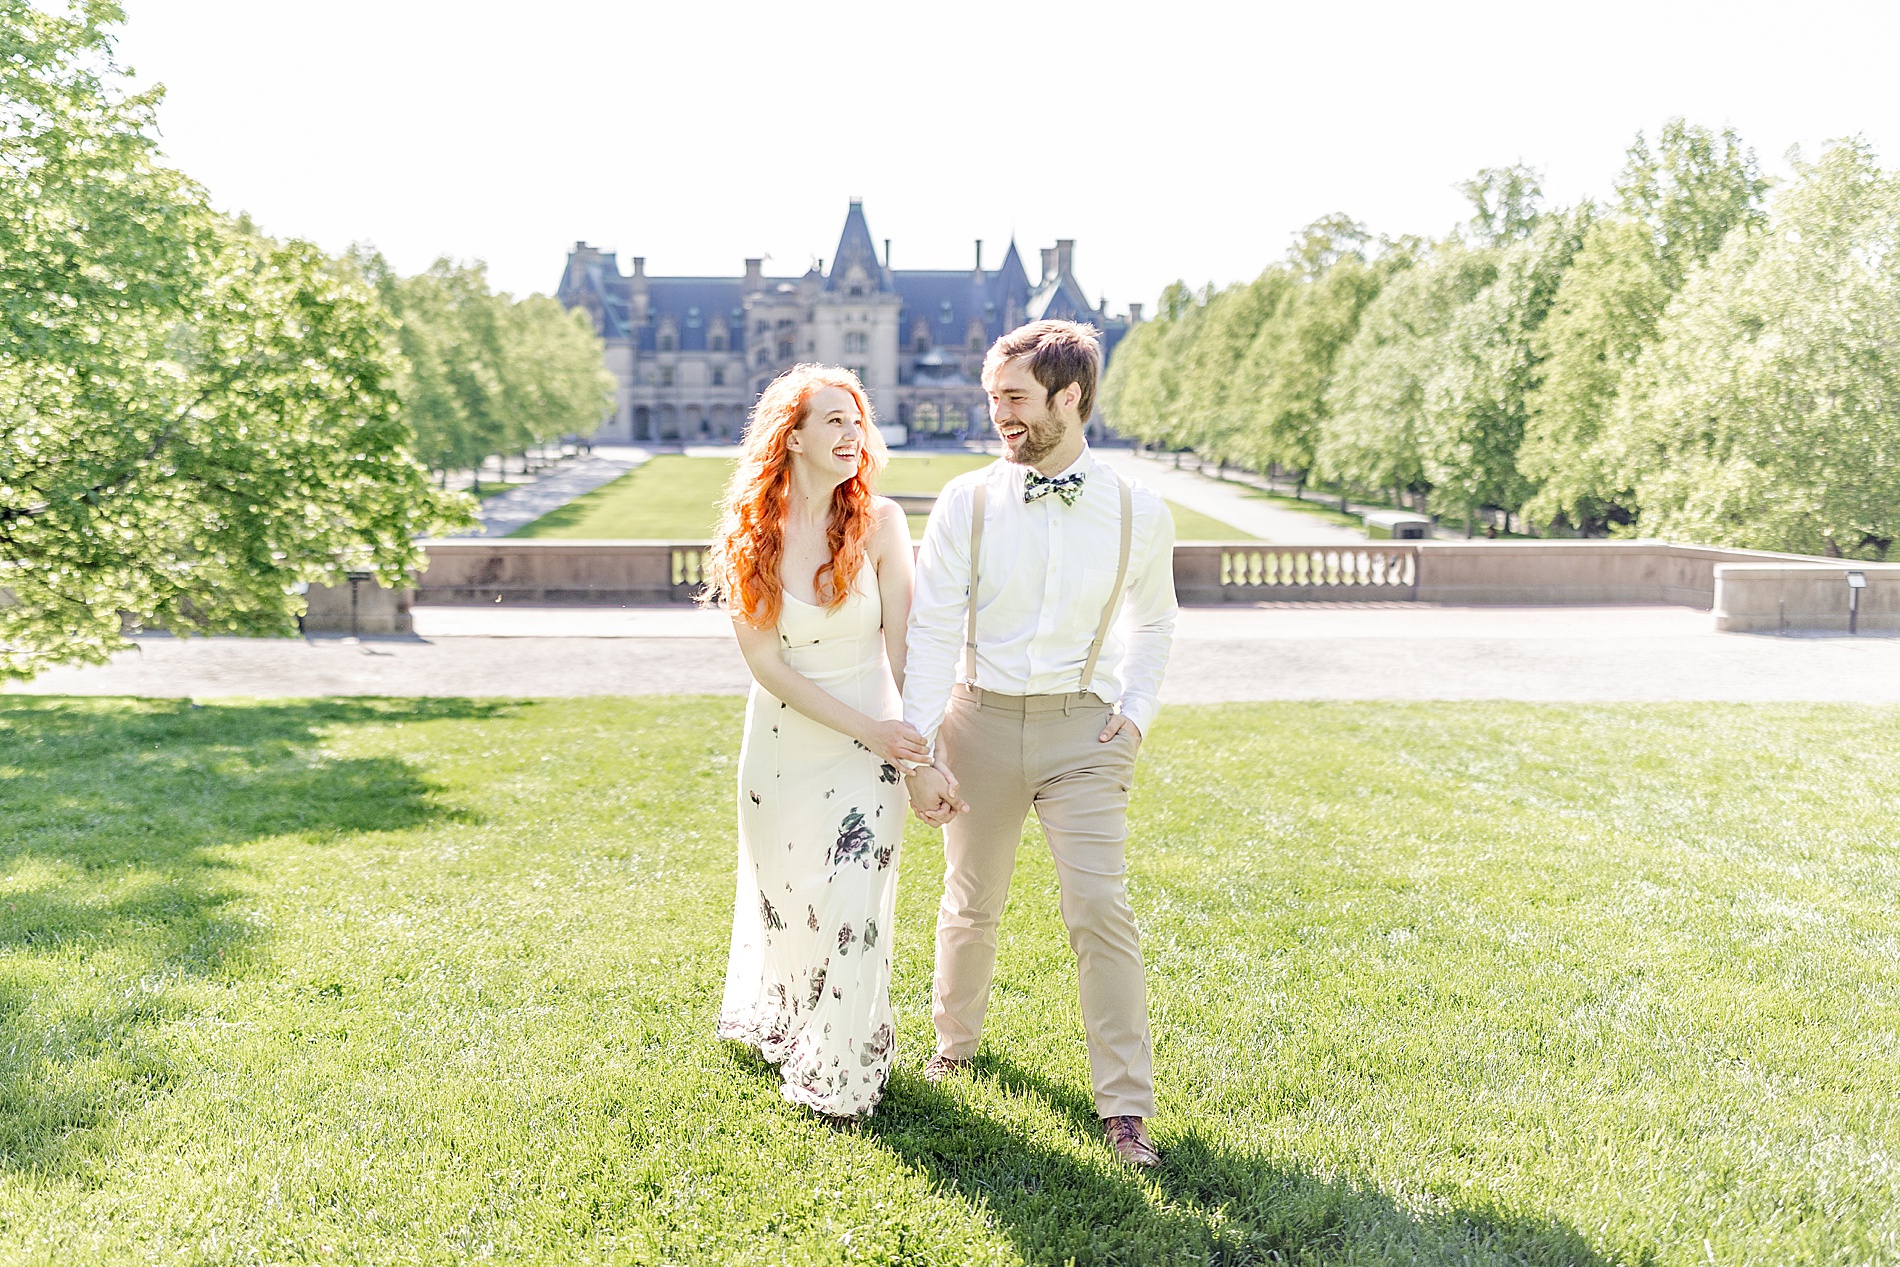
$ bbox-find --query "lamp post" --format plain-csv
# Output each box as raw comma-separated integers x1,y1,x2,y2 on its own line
345,570,373,642
1846,570,1867,636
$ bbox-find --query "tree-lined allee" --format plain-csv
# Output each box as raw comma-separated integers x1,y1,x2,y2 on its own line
1101,123,1900,560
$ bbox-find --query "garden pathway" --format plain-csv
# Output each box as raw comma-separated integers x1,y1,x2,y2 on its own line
16,605,1900,703
450,446,651,537
1096,450,1366,543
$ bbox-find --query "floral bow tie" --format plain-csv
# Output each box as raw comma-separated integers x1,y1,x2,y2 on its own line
1023,470,1087,507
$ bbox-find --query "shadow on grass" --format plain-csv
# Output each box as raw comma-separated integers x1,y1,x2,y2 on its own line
0,696,508,1173
864,1053,1610,1267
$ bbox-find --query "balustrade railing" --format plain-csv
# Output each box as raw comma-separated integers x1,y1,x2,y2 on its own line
1175,544,1420,602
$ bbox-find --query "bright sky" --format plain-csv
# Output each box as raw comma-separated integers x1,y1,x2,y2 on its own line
116,0,1900,314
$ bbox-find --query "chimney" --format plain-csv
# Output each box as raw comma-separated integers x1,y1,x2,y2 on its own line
1055,239,1074,278
629,256,649,323
1039,247,1056,283
884,239,891,269
1128,302,1144,324
744,257,763,289
975,240,984,271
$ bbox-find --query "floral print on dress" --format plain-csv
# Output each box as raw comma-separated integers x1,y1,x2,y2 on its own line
830,808,875,867
717,570,905,1119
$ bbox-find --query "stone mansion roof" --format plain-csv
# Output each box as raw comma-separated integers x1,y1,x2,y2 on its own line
557,201,1134,375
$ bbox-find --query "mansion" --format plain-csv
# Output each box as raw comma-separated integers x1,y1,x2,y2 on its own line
555,201,1138,442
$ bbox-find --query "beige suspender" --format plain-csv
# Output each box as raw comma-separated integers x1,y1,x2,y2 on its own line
962,468,1132,694
1080,474,1134,694
962,482,986,684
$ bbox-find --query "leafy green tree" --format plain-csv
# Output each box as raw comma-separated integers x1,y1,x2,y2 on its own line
1175,270,1290,464
1229,218,1384,486
1523,122,1766,530
1610,141,1900,558
359,254,614,485
498,293,616,456
1420,209,1588,525
0,1,468,678
1459,165,1545,246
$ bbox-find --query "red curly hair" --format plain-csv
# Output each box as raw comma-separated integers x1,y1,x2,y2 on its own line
705,365,888,629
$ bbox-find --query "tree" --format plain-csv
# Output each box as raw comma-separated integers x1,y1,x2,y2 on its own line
1419,208,1589,525
1522,122,1766,531
1610,141,1900,558
360,256,612,485
1459,165,1544,246
1174,270,1290,464
0,1,468,678
1228,218,1385,485
498,293,617,456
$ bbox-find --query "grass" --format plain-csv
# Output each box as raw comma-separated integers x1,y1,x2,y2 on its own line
516,454,1256,541
1,696,1897,1263
470,481,521,502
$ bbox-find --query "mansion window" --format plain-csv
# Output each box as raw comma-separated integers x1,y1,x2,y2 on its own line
756,348,770,367
660,366,674,387
659,334,675,351
915,333,929,353
844,331,868,354
712,368,725,386
711,334,726,351
848,365,867,383
756,320,769,335
778,340,793,359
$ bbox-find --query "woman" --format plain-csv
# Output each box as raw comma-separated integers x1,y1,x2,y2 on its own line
706,364,944,1118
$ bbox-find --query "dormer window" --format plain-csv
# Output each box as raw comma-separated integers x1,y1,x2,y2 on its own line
659,334,675,352
686,306,702,328
711,334,726,351
939,300,954,323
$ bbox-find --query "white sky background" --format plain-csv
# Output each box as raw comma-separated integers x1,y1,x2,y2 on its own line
117,0,1900,314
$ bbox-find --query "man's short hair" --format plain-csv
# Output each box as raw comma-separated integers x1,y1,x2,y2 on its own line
982,320,1104,422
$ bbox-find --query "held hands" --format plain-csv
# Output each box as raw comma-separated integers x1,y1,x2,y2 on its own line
906,761,968,828
861,718,932,767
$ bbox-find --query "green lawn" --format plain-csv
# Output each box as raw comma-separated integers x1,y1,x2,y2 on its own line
515,455,1256,541
2,697,1897,1263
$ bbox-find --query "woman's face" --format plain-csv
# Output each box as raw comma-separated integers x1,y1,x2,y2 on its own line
786,385,866,485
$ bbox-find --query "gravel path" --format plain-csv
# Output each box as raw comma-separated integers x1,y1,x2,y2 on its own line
15,606,1900,703
452,447,651,538
1094,450,1365,543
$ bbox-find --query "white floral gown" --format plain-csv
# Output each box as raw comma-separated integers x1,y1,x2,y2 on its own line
717,573,906,1116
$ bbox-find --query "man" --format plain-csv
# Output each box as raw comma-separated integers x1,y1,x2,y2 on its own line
902,320,1177,1167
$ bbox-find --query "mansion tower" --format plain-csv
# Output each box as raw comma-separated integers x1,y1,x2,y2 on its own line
556,201,1138,443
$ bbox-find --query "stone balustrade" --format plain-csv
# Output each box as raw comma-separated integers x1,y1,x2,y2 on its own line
295,537,1899,634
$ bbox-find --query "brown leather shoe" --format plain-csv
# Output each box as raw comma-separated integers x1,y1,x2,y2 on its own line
921,1053,971,1083
1104,1115,1161,1167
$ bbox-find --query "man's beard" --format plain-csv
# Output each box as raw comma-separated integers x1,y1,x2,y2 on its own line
998,405,1066,467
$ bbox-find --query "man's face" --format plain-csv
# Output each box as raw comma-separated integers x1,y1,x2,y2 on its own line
987,357,1073,466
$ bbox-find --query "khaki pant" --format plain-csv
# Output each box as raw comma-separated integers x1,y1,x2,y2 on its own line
933,685,1156,1119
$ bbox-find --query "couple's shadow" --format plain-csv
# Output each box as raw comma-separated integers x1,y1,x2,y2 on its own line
766,1049,1607,1266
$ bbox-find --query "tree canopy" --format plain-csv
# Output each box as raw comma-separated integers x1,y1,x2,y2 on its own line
1100,122,1897,558
0,2,473,677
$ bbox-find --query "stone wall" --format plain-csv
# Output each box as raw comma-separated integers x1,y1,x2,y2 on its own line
1712,563,1900,633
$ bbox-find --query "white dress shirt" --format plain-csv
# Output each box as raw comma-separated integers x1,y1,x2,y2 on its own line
903,447,1177,747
